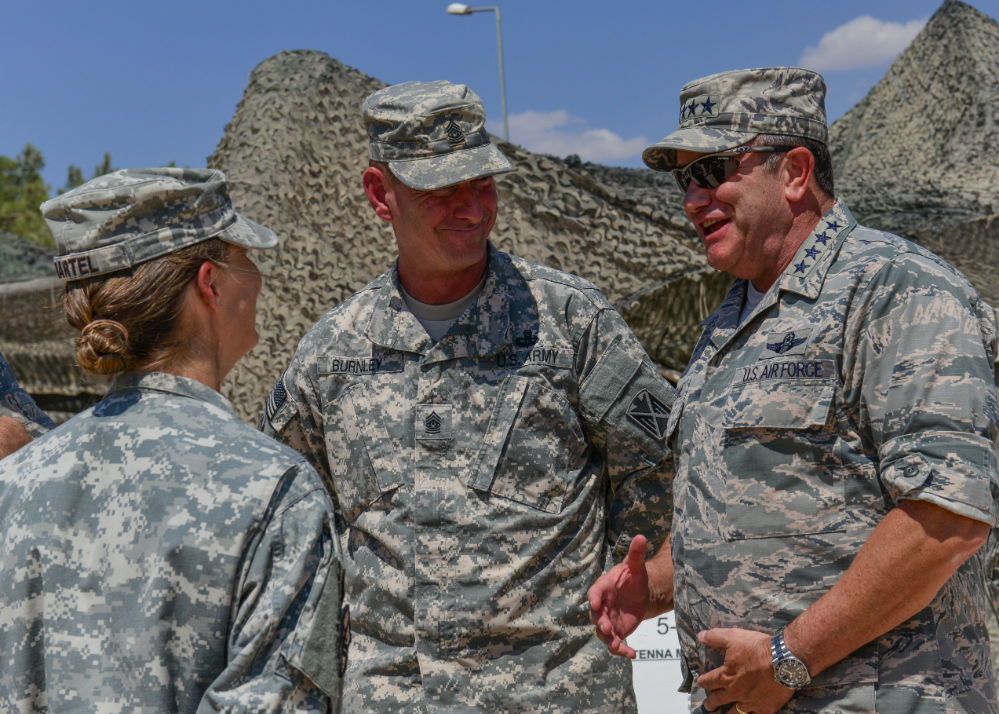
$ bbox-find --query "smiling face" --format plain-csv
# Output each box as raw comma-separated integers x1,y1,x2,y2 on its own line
364,165,498,303
678,147,791,285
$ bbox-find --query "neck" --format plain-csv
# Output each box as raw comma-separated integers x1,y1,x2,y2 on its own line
752,194,836,292
397,251,489,305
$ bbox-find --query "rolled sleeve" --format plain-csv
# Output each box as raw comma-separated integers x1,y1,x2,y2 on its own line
850,253,999,525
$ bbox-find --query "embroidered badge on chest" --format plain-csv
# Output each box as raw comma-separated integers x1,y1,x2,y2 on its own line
416,403,452,440
626,389,670,440
758,328,812,360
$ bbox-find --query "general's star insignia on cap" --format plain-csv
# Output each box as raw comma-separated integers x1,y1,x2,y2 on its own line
626,389,670,440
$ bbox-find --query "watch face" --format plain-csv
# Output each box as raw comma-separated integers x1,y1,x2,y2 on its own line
776,659,811,688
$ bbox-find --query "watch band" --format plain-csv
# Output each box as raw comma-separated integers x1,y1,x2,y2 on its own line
771,629,812,690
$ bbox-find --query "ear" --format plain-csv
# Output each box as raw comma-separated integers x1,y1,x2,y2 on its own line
193,261,223,313
782,147,815,204
363,166,394,222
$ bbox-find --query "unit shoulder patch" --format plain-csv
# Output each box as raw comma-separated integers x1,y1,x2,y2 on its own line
626,389,671,440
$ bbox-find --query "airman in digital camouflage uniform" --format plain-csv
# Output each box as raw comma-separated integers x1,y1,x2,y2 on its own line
588,68,999,714
0,349,56,456
0,169,348,713
259,81,676,713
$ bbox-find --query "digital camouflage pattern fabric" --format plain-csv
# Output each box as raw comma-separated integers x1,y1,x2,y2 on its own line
668,200,999,713
41,168,278,280
0,348,55,438
643,67,828,170
261,246,676,713
363,80,512,191
0,371,348,713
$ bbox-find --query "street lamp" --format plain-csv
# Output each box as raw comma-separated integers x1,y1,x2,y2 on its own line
446,3,509,142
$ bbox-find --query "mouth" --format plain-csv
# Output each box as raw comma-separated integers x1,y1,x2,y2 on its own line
699,217,730,239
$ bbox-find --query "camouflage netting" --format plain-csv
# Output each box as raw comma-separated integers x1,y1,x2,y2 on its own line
828,0,999,236
209,50,729,423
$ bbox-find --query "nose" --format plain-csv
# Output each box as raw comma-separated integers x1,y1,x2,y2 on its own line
682,182,711,221
451,181,485,222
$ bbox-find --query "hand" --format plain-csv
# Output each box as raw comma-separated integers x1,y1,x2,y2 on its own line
587,535,649,658
696,628,794,714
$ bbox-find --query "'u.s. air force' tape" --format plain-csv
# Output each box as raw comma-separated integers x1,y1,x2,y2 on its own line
736,358,836,386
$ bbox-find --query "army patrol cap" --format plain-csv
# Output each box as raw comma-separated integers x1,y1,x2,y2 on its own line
41,167,278,281
642,67,828,171
363,80,513,191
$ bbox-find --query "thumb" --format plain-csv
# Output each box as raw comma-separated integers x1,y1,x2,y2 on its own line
624,535,648,571
698,628,731,650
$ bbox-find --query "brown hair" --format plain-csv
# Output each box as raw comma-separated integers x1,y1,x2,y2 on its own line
65,239,230,377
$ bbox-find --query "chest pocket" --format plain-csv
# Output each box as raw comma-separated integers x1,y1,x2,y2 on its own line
719,359,845,540
467,375,586,514
323,385,403,523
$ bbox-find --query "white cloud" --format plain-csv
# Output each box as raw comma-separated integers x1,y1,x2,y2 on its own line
489,110,648,163
800,15,927,71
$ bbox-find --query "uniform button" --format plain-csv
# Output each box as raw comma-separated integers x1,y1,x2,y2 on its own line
904,466,919,477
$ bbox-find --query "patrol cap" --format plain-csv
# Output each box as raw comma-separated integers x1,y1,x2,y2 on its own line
363,80,513,191
41,167,278,281
642,67,828,171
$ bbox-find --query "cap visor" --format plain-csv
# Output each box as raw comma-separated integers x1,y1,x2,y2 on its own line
642,128,758,171
217,213,278,250
389,143,513,191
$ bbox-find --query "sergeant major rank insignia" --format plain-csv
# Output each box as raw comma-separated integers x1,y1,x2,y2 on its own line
626,389,670,440
425,410,443,434
445,120,466,146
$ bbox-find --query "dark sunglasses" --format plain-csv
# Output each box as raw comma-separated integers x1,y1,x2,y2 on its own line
671,146,791,193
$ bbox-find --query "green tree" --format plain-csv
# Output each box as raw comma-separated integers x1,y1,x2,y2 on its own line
59,165,85,195
0,144,53,247
93,152,116,178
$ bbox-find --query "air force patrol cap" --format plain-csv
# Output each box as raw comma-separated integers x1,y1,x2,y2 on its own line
642,67,828,171
363,80,513,191
41,168,278,281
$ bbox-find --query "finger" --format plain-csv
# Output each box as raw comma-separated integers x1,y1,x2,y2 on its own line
701,687,735,711
696,665,729,693
609,636,637,659
623,534,648,570
698,628,732,650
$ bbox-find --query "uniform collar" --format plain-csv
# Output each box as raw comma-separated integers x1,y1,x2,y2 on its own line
107,371,235,414
775,198,855,300
365,243,512,362
706,199,856,351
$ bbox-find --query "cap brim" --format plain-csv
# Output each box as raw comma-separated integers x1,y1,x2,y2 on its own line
217,213,278,250
389,143,513,191
642,128,758,171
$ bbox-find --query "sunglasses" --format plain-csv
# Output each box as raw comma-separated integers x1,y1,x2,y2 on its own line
671,146,791,193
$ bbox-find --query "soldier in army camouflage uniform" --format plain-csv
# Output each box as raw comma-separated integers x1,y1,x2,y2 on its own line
0,349,56,456
588,68,999,714
259,80,676,713
0,169,348,713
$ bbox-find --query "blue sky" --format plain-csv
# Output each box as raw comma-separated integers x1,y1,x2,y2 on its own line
3,0,996,190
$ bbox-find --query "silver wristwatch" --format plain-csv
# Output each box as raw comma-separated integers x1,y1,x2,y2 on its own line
771,630,811,689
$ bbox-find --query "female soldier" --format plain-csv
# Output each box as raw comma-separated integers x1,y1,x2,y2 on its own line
0,169,348,713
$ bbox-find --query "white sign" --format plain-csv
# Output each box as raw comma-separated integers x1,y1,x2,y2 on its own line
629,612,690,713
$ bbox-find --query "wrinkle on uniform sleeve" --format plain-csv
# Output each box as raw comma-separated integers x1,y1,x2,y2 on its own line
197,463,346,714
575,303,676,561
845,252,999,525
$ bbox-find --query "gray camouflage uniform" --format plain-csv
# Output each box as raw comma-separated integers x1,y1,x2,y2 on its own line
646,68,999,713
261,245,676,713
0,349,56,438
0,371,349,713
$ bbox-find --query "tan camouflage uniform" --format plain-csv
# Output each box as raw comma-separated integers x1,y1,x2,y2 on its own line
0,371,349,713
0,350,55,438
669,200,999,713
261,244,676,713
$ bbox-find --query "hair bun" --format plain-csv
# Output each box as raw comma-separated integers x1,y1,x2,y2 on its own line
76,319,130,375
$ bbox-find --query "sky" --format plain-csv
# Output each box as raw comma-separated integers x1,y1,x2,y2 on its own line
3,0,997,191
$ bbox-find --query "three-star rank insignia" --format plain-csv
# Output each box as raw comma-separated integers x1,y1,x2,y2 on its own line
626,389,670,440
444,120,466,146
425,410,443,434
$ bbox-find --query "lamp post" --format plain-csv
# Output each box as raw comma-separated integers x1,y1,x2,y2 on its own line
446,3,509,142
